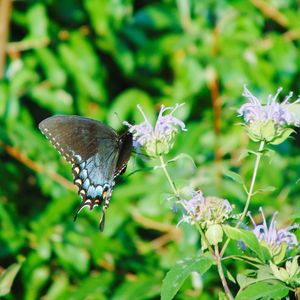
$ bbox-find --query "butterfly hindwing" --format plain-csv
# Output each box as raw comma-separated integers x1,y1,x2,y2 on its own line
39,115,133,230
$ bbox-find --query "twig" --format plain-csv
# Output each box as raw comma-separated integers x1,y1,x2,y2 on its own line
215,246,234,300
131,208,178,233
6,38,50,53
0,0,12,78
208,24,222,181
3,143,75,192
251,0,288,27
283,29,300,41
208,68,222,167
150,231,182,250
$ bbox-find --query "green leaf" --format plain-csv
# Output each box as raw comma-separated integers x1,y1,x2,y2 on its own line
223,225,271,262
235,281,289,300
161,254,214,300
0,261,23,296
222,170,244,185
167,153,196,168
27,3,48,38
253,186,276,194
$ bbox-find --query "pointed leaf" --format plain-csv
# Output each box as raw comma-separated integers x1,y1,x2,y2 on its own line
167,153,196,168
235,281,289,300
161,254,214,300
223,170,244,185
0,262,23,296
223,225,271,262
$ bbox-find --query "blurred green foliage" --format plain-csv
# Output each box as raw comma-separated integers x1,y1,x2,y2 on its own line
0,0,299,299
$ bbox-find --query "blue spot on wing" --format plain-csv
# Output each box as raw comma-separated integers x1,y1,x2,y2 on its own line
71,151,119,209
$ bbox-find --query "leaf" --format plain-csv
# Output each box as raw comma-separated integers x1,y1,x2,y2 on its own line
222,170,244,185
167,153,196,168
0,262,23,296
253,186,276,194
161,254,214,300
235,281,289,300
223,225,271,262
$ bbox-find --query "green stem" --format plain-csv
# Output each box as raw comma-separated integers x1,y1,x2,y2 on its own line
238,140,265,225
215,246,234,300
159,156,179,197
222,255,260,268
158,155,215,256
220,140,265,257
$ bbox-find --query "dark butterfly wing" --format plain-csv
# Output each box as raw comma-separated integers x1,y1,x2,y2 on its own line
39,115,118,164
39,115,132,230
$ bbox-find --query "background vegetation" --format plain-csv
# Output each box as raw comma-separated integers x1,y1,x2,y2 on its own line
0,0,299,299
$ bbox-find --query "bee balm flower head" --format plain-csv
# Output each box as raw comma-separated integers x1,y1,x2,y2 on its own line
124,104,186,157
238,86,300,144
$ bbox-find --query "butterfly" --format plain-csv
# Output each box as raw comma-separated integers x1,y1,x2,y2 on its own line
39,115,133,231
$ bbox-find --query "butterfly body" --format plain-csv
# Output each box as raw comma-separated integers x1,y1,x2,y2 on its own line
39,115,132,230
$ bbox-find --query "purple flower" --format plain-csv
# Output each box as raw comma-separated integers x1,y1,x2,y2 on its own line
124,104,186,157
238,86,300,127
248,208,298,254
178,191,233,228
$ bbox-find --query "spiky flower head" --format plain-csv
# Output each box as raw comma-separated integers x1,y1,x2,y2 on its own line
124,104,186,157
248,208,298,259
178,191,233,246
238,86,300,144
179,191,233,228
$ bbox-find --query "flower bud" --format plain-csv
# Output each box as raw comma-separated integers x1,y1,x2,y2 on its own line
205,224,223,246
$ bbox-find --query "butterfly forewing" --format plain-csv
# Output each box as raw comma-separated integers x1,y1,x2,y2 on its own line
39,115,132,230
39,115,118,164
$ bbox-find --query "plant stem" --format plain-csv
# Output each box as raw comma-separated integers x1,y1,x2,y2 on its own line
158,155,215,256
159,155,236,298
215,246,234,300
220,140,265,257
238,140,265,225
159,156,179,197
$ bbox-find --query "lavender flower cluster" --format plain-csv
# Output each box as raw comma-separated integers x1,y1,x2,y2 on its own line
239,86,300,127
124,104,186,157
248,208,298,255
179,191,233,228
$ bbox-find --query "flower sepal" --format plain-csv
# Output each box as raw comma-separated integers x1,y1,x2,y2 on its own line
272,243,288,265
270,256,300,286
246,120,278,143
269,127,295,145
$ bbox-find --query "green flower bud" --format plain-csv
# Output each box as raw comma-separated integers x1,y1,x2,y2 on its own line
205,224,223,246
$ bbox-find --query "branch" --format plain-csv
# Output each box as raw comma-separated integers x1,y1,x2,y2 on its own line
3,143,75,192
0,0,12,78
251,0,288,27
6,38,50,53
